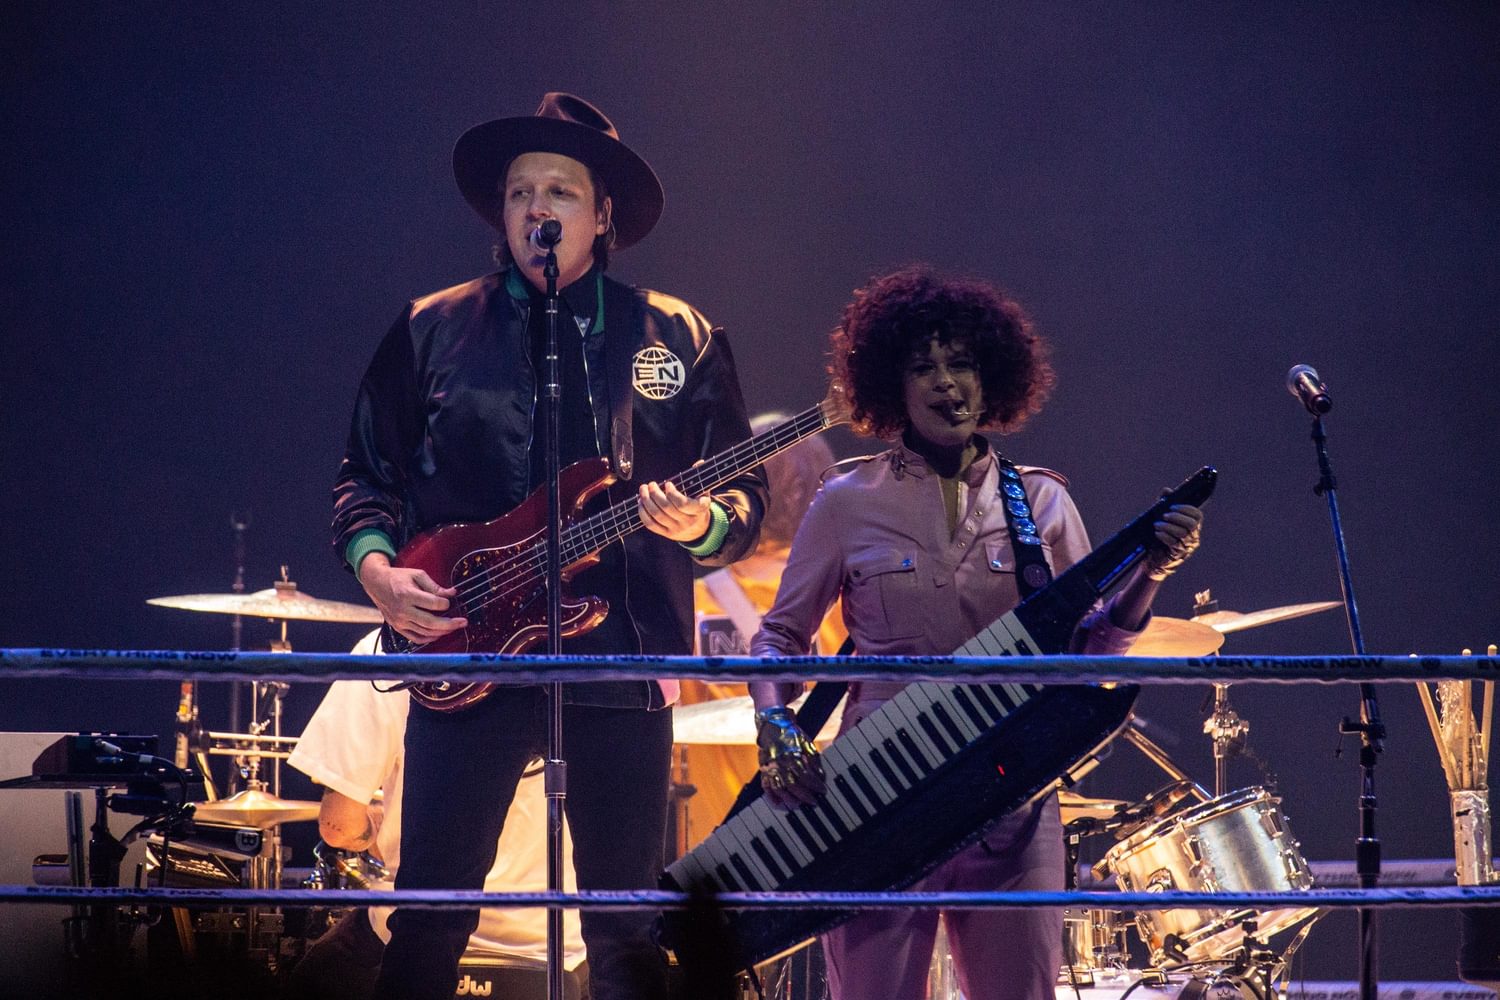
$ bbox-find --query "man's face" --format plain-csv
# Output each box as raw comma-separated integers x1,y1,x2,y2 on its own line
502,152,611,291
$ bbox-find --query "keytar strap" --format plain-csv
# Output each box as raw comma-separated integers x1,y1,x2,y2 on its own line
995,456,1052,598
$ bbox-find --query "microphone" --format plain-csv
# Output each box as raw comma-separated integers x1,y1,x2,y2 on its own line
528,219,563,254
1286,363,1333,415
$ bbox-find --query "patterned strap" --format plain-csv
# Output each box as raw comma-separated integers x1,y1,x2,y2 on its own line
994,455,1053,598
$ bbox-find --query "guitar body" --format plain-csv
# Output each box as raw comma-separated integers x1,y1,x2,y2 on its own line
382,457,616,711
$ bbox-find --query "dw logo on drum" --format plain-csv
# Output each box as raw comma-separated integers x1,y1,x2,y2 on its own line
454,974,493,997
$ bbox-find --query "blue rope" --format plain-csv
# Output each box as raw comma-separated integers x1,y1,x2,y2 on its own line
2,649,1495,685
4,884,1498,910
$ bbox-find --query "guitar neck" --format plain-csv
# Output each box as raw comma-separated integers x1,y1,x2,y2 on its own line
559,402,841,565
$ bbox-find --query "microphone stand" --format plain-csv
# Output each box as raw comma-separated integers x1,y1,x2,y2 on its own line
1308,413,1383,1000
541,242,568,1000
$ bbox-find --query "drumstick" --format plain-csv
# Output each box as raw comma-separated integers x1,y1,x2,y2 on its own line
1482,645,1497,784
1417,682,1459,787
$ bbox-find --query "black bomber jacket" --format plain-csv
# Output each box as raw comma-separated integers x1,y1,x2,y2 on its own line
332,267,767,697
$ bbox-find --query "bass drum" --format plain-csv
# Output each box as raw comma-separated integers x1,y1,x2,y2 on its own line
1100,786,1316,965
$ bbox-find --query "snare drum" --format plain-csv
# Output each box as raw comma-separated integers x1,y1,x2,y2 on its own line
1100,786,1316,965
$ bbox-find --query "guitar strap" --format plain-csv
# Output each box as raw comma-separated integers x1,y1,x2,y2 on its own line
728,453,1050,822
995,455,1052,598
601,277,639,480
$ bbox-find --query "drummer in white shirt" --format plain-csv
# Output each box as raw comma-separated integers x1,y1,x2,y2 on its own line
286,632,588,999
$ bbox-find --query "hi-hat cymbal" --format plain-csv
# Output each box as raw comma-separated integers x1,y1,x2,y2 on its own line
1192,600,1343,635
673,694,844,746
148,581,384,624
191,788,320,828
1129,617,1224,657
1058,790,1129,824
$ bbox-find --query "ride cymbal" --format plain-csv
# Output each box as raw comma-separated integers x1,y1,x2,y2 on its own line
1129,617,1225,657
149,581,383,624
1192,600,1342,634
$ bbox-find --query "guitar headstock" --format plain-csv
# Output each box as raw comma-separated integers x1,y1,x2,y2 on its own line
818,379,854,429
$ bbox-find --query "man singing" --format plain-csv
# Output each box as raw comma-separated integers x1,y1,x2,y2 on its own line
332,93,766,1000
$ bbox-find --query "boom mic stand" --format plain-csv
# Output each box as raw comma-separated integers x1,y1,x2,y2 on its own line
539,221,568,1000
1293,371,1382,1000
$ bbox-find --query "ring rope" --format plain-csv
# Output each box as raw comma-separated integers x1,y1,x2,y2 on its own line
2,650,1495,685
2,884,1498,910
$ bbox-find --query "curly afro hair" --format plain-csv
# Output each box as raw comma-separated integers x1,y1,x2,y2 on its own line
830,265,1054,439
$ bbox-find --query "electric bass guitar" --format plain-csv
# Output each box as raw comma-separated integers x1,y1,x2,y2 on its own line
380,388,851,711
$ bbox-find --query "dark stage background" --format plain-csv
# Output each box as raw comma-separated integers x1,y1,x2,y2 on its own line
3,2,1497,985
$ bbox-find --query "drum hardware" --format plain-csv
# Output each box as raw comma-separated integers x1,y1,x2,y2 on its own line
148,566,380,794
304,840,387,891
1059,791,1131,825
667,746,699,860
202,729,299,762
1204,685,1249,798
1120,724,1211,802
1060,908,1133,985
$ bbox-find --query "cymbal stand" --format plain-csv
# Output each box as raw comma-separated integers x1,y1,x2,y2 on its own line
1205,684,1249,797
1121,723,1211,802
204,731,298,764
226,512,251,793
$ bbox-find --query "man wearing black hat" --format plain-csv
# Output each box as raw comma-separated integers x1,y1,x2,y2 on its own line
332,93,767,1000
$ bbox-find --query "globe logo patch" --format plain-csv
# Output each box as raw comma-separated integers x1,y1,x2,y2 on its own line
632,346,685,400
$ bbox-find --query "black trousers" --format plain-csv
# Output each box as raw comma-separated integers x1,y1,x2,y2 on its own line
373,687,673,1000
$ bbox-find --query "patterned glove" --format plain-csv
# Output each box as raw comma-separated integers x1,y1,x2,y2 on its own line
755,706,826,808
1145,504,1204,581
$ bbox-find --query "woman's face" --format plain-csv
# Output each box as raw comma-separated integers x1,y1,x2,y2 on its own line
901,337,983,453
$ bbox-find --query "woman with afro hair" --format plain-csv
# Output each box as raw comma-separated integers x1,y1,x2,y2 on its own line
748,265,1203,1000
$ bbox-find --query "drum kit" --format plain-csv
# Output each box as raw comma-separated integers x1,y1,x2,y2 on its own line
143,570,381,976
142,567,1341,997
1048,592,1341,999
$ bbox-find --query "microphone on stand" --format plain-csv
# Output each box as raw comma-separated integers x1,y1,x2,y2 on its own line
529,219,563,254
1286,363,1333,415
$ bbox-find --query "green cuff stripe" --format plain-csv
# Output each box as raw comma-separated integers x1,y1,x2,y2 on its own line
346,529,397,577
682,501,731,558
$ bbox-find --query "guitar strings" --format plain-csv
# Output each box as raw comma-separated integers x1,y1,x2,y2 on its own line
452,409,826,610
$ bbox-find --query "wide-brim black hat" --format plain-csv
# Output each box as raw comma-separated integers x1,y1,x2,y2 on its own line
453,92,664,250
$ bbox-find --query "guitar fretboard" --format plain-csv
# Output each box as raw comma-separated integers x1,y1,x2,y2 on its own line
554,402,835,570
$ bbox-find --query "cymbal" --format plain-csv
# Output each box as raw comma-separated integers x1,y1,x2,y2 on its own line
149,581,384,624
191,788,320,828
1058,790,1129,824
1129,617,1224,657
673,694,844,746
1192,600,1343,635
